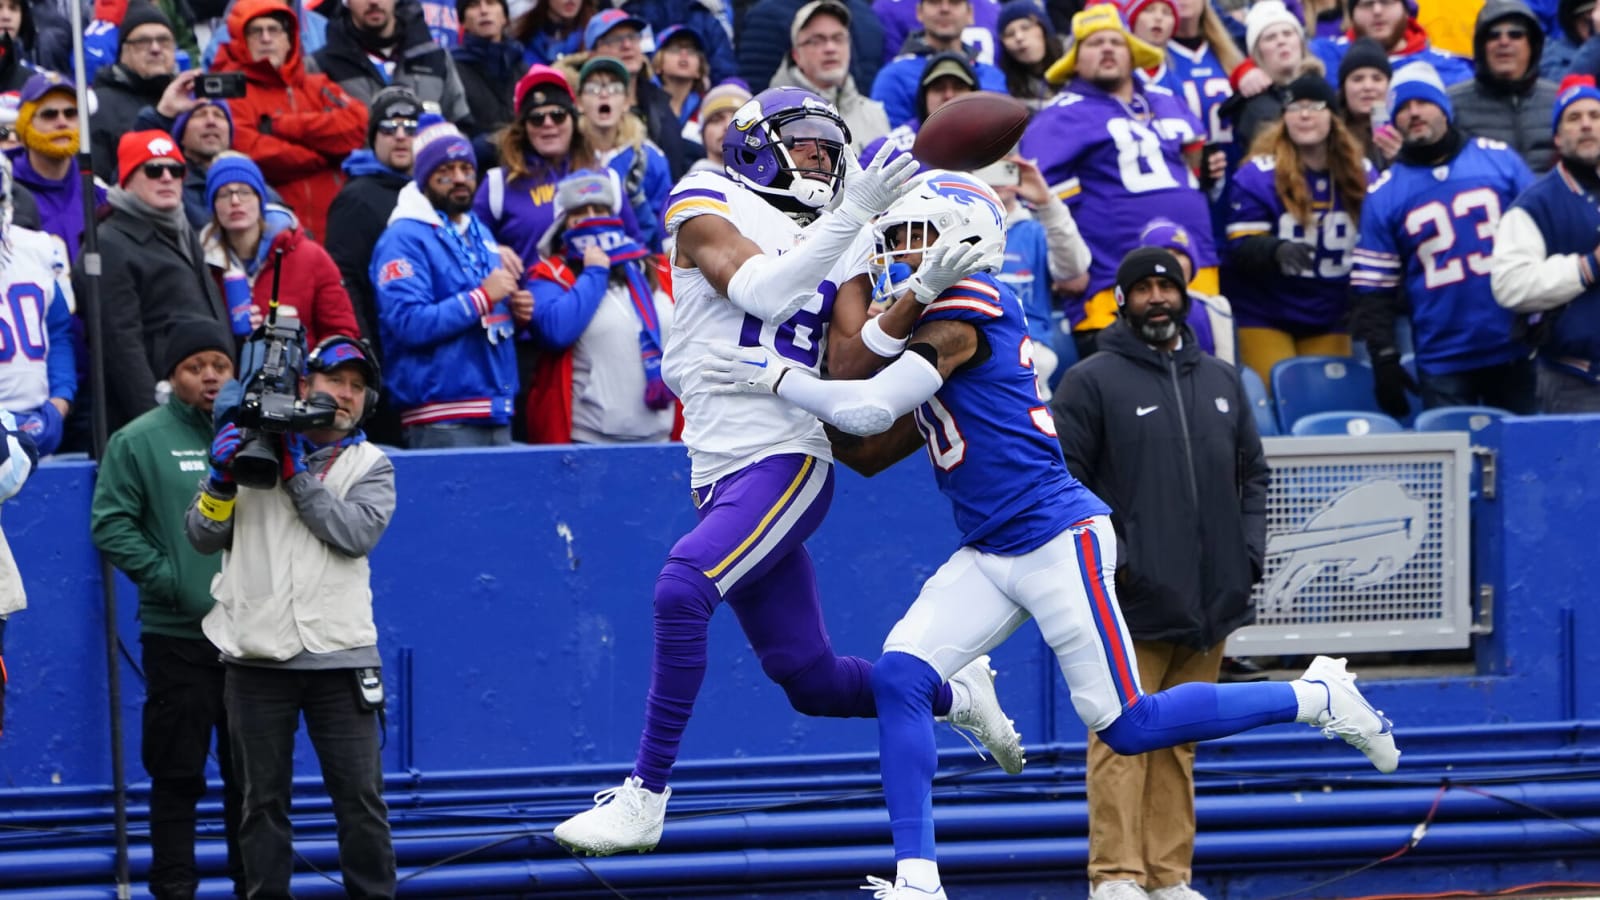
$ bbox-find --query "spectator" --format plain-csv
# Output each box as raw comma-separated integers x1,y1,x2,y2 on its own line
1226,73,1371,385
86,131,228,434
859,52,978,168
1540,0,1592,79
1337,35,1401,168
1220,1,1320,152
575,56,671,252
1133,0,1241,155
511,0,594,66
996,0,1063,108
769,0,892,151
738,0,884,93
90,318,244,900
0,154,74,459
1051,245,1269,900
452,0,529,143
870,0,1008,127
581,9,694,179
81,0,202,80
523,169,675,443
5,72,105,263
90,2,179,185
1310,0,1472,88
689,79,749,171
1141,215,1237,363
654,25,711,130
1304,0,1345,39
0,32,41,111
1491,74,1600,412
622,0,737,84
201,155,361,347
213,0,369,242
1351,63,1537,415
312,0,472,125
1022,4,1215,359
876,0,1001,66
0,408,36,739
373,116,528,447
186,335,397,900
1449,0,1559,173
0,0,70,72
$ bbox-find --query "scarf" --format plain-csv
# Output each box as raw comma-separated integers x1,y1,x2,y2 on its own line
108,185,192,248
438,209,513,343
561,216,671,410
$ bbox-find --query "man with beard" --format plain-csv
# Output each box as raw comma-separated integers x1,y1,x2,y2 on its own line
1020,4,1214,360
312,0,471,126
5,72,105,261
90,2,179,184
1051,246,1269,900
1351,63,1536,417
370,114,529,448
1492,74,1600,412
1310,0,1471,89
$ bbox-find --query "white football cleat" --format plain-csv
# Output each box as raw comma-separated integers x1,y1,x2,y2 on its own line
1300,655,1400,774
1148,882,1208,900
860,875,949,898
553,776,670,856
1089,880,1150,900
947,654,1026,775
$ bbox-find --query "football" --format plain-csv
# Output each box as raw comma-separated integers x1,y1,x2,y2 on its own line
911,93,1032,172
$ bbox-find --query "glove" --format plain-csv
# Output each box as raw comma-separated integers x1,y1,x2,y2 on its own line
1274,240,1316,276
1371,352,1418,419
904,242,995,304
279,433,310,483
14,402,63,457
699,341,792,395
208,423,241,490
839,142,920,223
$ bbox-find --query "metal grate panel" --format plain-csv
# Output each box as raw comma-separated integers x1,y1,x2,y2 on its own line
1225,432,1474,656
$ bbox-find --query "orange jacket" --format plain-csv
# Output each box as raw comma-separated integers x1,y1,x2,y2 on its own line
211,0,368,240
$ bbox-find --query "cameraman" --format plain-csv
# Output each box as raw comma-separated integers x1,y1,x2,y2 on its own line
185,335,397,900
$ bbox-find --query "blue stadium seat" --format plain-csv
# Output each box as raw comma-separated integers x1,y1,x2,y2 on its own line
1289,410,1405,436
1270,356,1380,433
1239,365,1278,436
1413,405,1508,436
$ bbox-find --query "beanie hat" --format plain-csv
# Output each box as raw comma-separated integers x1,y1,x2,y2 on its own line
366,85,422,147
1046,4,1165,86
1287,71,1340,110
455,0,506,18
161,316,236,378
1388,62,1451,123
1115,246,1188,305
205,153,268,213
579,55,632,88
117,1,174,57
1246,0,1302,55
117,129,186,185
514,64,576,118
172,98,234,147
997,0,1054,40
700,80,752,122
1122,0,1177,31
1138,217,1194,265
1554,74,1600,131
15,71,78,160
554,167,623,219
411,113,474,187
1338,35,1392,86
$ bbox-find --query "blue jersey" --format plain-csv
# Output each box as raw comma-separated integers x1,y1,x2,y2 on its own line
1350,137,1534,375
1163,41,1235,151
914,272,1109,555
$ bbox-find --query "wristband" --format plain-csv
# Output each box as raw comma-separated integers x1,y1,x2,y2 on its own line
197,491,236,523
860,315,910,358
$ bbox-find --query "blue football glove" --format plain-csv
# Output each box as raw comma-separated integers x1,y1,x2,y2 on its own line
208,423,241,490
13,402,63,458
279,433,310,482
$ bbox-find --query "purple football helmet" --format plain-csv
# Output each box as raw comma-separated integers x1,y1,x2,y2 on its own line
722,86,852,211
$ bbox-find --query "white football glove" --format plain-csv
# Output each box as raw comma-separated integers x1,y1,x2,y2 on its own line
700,341,792,395
904,242,995,304
839,142,921,223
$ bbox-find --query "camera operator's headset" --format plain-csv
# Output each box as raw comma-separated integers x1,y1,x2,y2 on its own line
305,335,381,425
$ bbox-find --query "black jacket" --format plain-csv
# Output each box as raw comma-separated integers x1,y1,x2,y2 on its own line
451,35,527,141
311,2,472,126
80,202,228,435
323,165,407,358
1051,318,1270,650
90,64,174,184
633,76,692,181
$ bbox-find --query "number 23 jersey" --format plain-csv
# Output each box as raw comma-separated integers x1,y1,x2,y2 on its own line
662,170,867,487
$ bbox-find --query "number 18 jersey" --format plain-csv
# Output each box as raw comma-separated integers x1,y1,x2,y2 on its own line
663,171,867,487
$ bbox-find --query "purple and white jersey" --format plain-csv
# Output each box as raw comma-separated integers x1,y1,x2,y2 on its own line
1223,155,1371,332
1017,79,1216,302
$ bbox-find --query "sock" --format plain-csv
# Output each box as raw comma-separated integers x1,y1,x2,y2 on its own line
945,677,970,719
1098,681,1301,755
874,652,943,861
897,857,941,891
1291,678,1332,724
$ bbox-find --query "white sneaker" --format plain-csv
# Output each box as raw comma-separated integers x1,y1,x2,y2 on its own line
859,875,949,898
1300,655,1400,774
553,776,671,856
1089,880,1150,900
1148,883,1208,900
947,654,1026,775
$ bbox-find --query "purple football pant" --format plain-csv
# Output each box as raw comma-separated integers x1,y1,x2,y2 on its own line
632,453,952,792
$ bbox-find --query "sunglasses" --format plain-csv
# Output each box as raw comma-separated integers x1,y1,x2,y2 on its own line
525,109,571,126
143,162,186,180
35,106,78,122
376,117,418,136
1488,26,1528,41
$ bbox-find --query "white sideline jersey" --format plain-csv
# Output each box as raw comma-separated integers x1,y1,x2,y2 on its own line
662,170,869,487
0,227,71,411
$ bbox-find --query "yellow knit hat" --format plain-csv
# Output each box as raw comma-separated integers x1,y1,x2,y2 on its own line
1044,3,1166,87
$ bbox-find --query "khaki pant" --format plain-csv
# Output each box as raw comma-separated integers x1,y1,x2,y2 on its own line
1086,640,1225,891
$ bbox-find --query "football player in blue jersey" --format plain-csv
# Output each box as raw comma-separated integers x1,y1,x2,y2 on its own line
704,171,1402,900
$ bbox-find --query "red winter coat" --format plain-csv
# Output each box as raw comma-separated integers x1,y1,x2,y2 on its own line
207,224,361,347
211,0,368,241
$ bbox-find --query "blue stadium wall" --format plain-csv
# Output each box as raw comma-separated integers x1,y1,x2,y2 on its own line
2,416,1600,898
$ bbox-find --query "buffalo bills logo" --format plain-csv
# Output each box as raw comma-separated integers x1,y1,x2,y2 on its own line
930,178,1003,228
377,259,413,284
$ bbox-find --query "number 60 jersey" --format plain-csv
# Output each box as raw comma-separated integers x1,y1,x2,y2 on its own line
661,169,869,488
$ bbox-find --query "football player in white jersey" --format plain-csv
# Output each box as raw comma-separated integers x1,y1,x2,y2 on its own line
0,155,76,457
555,86,1022,857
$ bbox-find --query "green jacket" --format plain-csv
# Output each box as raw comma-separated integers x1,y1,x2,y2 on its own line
90,398,219,639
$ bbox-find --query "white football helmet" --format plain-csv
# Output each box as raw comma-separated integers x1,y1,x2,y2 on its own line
869,169,1007,306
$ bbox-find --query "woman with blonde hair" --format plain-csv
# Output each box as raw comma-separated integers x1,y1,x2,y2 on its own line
1223,73,1374,387
574,55,672,252
1127,0,1243,149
